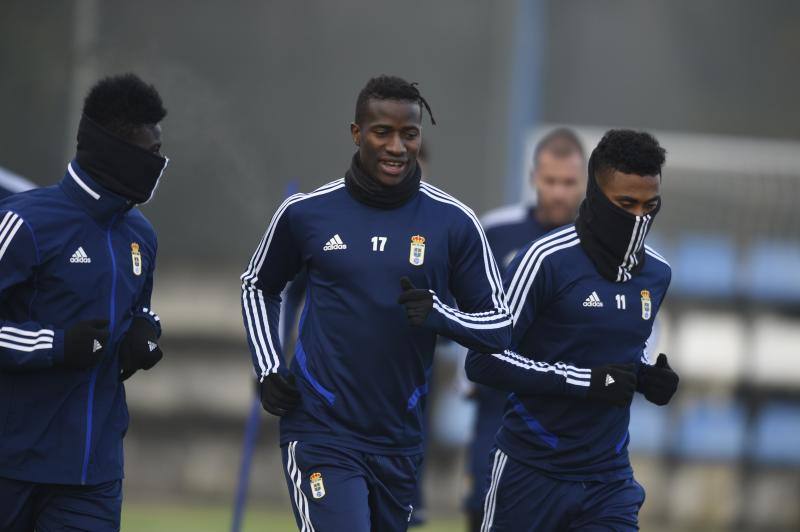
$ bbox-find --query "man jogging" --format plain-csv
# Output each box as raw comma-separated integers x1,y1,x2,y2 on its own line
241,75,511,531
0,73,168,531
467,130,679,531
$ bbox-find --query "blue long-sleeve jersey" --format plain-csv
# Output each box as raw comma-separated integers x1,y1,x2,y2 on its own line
242,180,511,455
466,224,671,481
0,161,160,485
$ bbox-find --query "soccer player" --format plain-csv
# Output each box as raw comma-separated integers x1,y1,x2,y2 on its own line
466,130,679,531
0,74,168,531
0,166,36,201
241,75,511,531
465,128,585,531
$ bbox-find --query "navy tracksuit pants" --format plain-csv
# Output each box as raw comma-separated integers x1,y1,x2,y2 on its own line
281,441,423,532
481,449,645,532
0,477,121,531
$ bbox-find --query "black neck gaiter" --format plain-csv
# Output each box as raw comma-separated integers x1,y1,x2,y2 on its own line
574,162,661,283
75,115,169,204
344,153,421,209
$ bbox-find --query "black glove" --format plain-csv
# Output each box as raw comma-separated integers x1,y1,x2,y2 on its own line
587,363,637,407
118,318,163,381
638,353,679,406
397,277,433,326
259,372,301,416
63,319,110,369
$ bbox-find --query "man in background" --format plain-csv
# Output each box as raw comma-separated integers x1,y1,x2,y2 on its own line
465,128,585,531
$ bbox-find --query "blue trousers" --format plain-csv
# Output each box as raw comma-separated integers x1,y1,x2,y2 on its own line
281,441,423,532
481,449,645,532
0,477,122,531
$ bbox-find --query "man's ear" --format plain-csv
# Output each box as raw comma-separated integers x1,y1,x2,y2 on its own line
350,122,361,147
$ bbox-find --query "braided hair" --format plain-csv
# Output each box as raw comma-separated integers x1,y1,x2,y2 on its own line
355,75,436,126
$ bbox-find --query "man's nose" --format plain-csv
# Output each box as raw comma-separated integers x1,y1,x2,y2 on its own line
386,133,405,155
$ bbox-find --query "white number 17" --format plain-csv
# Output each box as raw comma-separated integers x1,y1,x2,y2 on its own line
371,236,387,252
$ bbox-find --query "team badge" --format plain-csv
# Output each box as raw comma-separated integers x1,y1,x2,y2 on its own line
310,472,326,499
131,243,142,276
409,235,426,266
640,289,652,320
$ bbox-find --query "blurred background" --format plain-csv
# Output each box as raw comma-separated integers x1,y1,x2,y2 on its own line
2,1,799,531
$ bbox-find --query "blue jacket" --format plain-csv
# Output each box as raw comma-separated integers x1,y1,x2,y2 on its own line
242,180,511,455
0,161,160,485
466,224,671,481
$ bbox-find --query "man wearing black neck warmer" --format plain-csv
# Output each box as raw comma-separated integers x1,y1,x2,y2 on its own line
241,75,511,531
0,73,167,531
465,130,678,531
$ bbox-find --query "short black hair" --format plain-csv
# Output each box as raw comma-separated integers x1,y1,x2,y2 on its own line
589,129,666,183
354,75,435,126
534,127,584,166
82,73,167,140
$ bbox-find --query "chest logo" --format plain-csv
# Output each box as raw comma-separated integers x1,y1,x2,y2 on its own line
323,234,347,251
310,472,326,499
409,235,426,266
69,246,92,264
640,290,652,320
582,291,604,308
131,243,142,276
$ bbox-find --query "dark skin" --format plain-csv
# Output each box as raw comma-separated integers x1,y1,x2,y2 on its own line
128,123,162,155
598,170,660,217
350,99,422,186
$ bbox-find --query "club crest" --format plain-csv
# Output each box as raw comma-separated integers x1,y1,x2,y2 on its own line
131,243,142,276
640,289,652,320
409,235,425,266
310,472,326,499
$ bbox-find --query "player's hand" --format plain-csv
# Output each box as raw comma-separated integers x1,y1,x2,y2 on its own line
397,277,433,326
118,317,163,381
260,372,301,416
638,353,679,406
587,363,637,407
63,319,110,369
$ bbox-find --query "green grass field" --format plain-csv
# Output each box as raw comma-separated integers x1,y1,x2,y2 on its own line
122,502,463,532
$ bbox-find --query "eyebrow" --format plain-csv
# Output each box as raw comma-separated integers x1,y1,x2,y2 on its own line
614,195,661,203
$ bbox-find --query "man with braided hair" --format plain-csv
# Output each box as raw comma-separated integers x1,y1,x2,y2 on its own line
241,75,511,531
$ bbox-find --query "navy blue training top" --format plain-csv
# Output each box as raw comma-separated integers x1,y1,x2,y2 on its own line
242,180,511,455
466,224,671,481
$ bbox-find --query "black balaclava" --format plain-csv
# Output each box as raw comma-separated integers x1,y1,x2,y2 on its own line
75,115,169,204
345,152,421,209
574,156,661,283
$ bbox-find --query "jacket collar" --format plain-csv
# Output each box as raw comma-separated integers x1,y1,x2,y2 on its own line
60,160,133,221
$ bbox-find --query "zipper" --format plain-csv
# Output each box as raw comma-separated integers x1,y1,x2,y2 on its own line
81,213,119,484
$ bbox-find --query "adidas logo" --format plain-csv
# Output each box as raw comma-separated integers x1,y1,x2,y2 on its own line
148,341,158,352
605,374,615,386
582,291,604,308
323,234,347,251
92,339,103,353
69,247,92,264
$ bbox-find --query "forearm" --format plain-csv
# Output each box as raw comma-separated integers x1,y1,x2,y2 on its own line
465,348,590,398
426,294,512,353
0,321,65,370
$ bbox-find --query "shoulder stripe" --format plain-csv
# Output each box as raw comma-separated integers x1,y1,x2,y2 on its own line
508,235,580,323
420,183,508,313
0,211,24,263
505,226,575,315
645,246,671,267
241,179,344,378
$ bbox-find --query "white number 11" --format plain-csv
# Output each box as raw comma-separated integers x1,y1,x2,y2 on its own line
616,294,626,310
371,236,387,252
